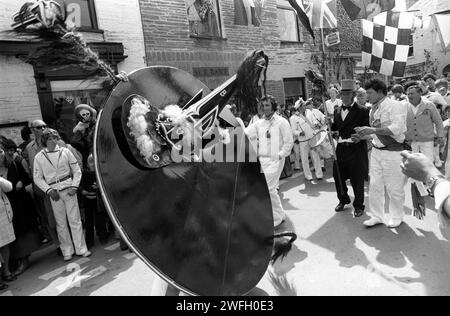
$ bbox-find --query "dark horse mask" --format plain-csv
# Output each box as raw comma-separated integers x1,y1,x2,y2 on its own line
95,51,280,296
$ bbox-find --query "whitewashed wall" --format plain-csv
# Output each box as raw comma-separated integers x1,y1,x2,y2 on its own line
407,15,450,75
0,0,146,126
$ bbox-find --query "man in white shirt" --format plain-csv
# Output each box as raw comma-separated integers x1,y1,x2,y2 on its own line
290,100,304,171
356,79,408,229
289,98,325,181
246,95,294,227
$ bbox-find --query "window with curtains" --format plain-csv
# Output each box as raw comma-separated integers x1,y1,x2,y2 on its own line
277,0,303,42
55,0,99,31
186,0,223,38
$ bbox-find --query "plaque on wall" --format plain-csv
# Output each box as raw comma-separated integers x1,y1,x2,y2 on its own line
193,67,230,78
0,122,28,146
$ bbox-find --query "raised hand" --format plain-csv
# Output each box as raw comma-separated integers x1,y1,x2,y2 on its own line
400,151,441,183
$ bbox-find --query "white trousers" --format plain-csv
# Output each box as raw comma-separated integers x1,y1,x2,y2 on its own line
298,142,323,179
50,190,88,257
368,149,407,222
434,144,442,166
293,143,301,170
260,158,286,227
411,141,434,161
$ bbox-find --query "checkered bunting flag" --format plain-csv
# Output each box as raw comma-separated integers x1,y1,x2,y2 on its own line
362,11,414,77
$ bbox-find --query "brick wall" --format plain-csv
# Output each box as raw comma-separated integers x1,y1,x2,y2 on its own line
0,0,146,126
139,0,320,103
266,80,285,103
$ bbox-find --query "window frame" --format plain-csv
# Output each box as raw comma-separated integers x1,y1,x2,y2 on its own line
277,3,304,43
408,33,414,58
187,0,224,40
283,77,307,105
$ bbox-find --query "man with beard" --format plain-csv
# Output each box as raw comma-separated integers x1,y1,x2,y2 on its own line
332,80,370,218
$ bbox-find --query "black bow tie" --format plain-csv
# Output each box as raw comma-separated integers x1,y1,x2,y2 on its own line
342,105,352,111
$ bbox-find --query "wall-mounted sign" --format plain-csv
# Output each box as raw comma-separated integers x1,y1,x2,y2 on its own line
55,0,97,29
193,67,230,78
325,32,340,47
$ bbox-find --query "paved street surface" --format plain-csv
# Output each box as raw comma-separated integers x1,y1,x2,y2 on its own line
2,161,450,296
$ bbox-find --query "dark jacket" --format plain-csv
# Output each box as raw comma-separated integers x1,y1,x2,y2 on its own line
332,103,370,176
332,103,370,140
81,170,97,200
5,156,38,236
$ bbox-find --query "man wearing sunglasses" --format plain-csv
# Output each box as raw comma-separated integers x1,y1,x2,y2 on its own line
22,120,59,246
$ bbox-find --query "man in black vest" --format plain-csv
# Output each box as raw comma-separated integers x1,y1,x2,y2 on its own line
332,80,370,217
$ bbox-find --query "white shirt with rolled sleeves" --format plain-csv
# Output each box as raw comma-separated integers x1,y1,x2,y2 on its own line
33,146,82,194
245,114,294,226
367,97,408,224
370,97,407,148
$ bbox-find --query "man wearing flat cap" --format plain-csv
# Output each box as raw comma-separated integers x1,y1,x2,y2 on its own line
332,80,370,218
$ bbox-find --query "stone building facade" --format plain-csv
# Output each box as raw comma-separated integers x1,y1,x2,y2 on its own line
139,0,320,109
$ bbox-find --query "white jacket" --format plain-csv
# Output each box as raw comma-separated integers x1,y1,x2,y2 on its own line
245,114,294,159
33,146,82,194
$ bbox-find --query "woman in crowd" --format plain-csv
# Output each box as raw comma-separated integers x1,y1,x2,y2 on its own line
325,87,342,117
2,139,41,276
0,142,16,289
